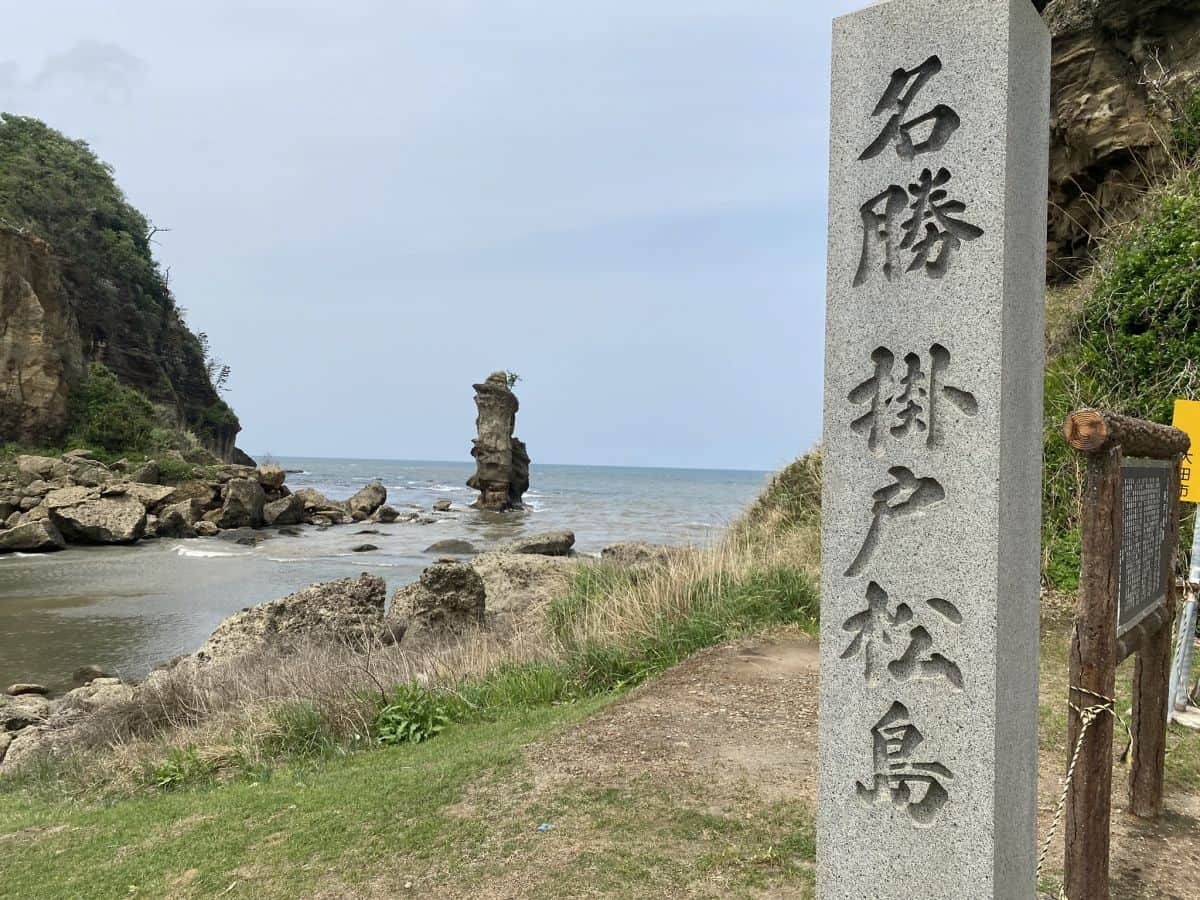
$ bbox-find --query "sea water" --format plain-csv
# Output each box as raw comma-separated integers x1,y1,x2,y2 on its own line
0,458,769,689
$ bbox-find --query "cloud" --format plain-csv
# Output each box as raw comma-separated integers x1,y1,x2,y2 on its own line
33,41,145,104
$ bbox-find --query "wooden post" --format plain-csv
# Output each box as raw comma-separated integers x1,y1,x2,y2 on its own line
1128,454,1183,818
1064,443,1121,900
1061,410,1190,898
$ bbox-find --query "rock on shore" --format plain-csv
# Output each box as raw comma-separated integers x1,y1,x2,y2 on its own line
0,452,395,554
466,372,530,511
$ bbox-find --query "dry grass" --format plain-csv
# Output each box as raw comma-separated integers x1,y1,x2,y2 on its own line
13,482,823,794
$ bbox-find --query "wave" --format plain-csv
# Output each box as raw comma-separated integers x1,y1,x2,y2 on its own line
173,546,247,559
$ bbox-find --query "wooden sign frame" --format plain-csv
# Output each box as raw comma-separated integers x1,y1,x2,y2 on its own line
1060,409,1190,899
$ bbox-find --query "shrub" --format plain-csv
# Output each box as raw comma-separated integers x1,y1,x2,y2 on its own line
67,363,161,454
140,747,217,791
259,702,338,758
374,683,453,746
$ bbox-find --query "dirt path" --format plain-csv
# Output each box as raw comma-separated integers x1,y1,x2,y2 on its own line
510,630,1197,899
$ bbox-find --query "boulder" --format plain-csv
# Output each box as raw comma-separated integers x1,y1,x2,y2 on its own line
0,520,66,553
351,543,378,553
466,373,530,511
263,493,305,527
215,478,265,529
256,465,287,490
161,480,218,510
48,493,146,544
389,560,486,640
16,455,68,483
72,665,115,687
600,541,683,569
347,481,387,521
468,551,575,632
111,482,176,511
0,726,52,774
0,732,10,764
194,521,220,538
373,505,401,523
5,684,49,697
432,499,453,512
499,530,575,557
424,539,478,555
0,694,51,731
196,573,388,662
130,460,161,484
61,678,133,711
293,488,350,524
158,499,203,538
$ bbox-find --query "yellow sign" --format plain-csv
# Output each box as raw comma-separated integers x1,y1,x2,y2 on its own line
1173,399,1200,504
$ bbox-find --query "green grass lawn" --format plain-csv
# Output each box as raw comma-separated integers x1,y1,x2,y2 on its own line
0,694,815,900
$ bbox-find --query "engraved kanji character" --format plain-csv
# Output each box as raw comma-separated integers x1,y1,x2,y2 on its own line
856,701,954,826
859,56,960,162
891,353,928,440
845,467,945,577
849,348,897,452
900,168,984,279
840,581,913,686
888,598,964,690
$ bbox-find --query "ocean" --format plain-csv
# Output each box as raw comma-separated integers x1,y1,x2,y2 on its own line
0,458,770,690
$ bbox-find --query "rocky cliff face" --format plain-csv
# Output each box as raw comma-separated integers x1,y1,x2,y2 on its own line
1045,0,1200,278
0,224,238,455
0,229,83,444
467,373,530,511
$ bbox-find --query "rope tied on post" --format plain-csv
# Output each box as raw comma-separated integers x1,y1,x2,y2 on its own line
1036,685,1118,892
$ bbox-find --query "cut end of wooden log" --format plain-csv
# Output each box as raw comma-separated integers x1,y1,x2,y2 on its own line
1064,410,1110,452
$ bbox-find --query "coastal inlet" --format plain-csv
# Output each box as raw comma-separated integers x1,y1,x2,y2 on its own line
0,457,768,691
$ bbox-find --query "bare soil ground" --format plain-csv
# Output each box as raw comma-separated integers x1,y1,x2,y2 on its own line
453,628,1198,899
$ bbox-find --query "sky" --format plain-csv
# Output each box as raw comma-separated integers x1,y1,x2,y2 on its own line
1,1,865,471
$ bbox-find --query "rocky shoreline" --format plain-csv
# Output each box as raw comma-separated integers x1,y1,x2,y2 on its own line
0,449,426,555
0,498,678,774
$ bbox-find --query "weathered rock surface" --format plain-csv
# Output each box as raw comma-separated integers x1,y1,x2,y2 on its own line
0,694,51,731
263,493,306,527
1044,0,1200,277
373,505,401,524
214,478,265,529
466,372,530,511
48,493,146,544
256,465,287,490
346,481,387,521
0,520,65,553
468,551,575,632
500,530,576,557
196,573,388,662
600,541,683,569
0,231,83,445
389,561,487,640
425,539,479,555
157,499,203,538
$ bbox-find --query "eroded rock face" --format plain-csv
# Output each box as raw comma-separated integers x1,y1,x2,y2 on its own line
1044,0,1200,277
389,561,487,640
0,520,65,553
215,478,265,529
196,573,388,662
346,481,387,522
466,373,529,511
500,531,575,557
0,229,83,445
263,494,305,527
47,493,146,544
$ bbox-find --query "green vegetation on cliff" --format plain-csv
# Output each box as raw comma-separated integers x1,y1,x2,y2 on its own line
1042,165,1200,588
0,114,238,454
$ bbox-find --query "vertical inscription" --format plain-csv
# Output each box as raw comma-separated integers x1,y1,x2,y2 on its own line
820,2,1049,897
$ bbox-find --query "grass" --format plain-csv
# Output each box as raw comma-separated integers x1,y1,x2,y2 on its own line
0,697,817,899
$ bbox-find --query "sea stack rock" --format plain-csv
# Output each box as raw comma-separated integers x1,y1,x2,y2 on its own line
466,372,530,511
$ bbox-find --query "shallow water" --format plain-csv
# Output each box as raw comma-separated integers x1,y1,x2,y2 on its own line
0,459,768,690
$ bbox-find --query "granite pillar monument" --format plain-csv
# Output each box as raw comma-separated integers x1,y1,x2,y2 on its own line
818,1,1050,896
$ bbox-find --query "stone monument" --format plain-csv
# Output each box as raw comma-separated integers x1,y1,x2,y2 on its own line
818,1,1049,896
467,372,530,511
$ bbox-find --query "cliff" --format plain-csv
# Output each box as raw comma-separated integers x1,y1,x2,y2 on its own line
1045,0,1200,278
0,115,239,457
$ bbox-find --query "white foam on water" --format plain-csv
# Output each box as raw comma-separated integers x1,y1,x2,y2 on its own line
173,546,246,559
